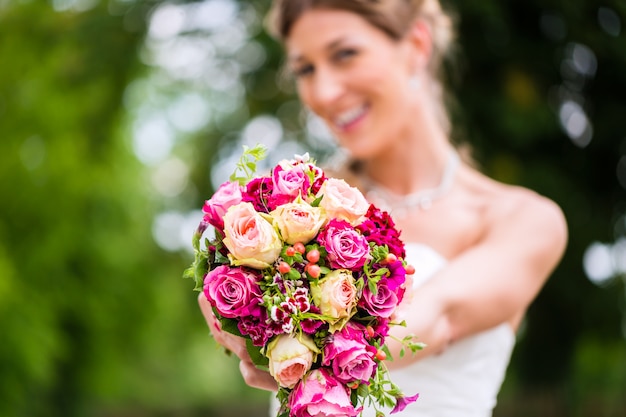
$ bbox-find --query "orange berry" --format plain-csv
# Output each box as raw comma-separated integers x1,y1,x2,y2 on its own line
293,242,306,254
285,247,296,257
375,349,387,361
306,249,320,263
385,253,398,264
278,262,291,274
306,263,321,279
405,264,416,275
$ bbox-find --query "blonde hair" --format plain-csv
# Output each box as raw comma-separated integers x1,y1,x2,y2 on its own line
266,0,457,134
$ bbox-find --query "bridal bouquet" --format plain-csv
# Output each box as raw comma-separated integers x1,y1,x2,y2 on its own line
185,145,423,417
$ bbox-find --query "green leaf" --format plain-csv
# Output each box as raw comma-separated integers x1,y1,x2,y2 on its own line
310,195,323,207
219,316,244,337
182,265,195,281
193,252,209,291
247,338,269,369
287,269,302,280
382,344,393,361
229,144,267,185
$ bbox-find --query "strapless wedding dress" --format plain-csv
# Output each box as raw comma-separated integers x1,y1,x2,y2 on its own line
360,243,516,416
269,243,515,417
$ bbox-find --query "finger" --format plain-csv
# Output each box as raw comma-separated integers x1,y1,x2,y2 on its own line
239,360,278,392
198,293,252,358
198,292,216,327
198,293,225,339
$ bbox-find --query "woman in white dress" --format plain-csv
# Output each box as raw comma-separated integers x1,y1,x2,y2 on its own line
199,0,568,415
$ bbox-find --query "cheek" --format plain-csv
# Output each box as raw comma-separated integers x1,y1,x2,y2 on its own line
296,82,317,113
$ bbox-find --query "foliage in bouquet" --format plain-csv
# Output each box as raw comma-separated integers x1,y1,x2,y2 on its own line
184,145,424,417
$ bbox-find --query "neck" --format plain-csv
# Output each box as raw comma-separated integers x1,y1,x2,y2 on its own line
360,105,455,196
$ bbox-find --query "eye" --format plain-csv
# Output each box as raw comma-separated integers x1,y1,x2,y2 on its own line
292,63,314,78
333,48,358,63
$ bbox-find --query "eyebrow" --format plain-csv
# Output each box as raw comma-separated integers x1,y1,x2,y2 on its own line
288,37,349,65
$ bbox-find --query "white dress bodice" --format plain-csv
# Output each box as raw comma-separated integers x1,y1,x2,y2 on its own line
269,243,515,417
360,243,516,416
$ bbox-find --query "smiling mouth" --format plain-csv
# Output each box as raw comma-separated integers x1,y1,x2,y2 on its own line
333,104,368,130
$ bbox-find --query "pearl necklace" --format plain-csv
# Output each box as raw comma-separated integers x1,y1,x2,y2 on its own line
364,151,460,217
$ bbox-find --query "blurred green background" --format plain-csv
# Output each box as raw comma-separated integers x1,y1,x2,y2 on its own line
0,0,624,416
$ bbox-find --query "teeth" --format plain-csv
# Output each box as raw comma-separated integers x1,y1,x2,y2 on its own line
334,105,366,127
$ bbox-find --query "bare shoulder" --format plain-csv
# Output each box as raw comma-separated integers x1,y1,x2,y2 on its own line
481,178,568,263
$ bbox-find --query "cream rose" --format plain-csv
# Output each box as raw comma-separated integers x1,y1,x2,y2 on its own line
310,269,358,333
271,196,327,245
223,202,282,269
317,178,369,226
267,334,317,389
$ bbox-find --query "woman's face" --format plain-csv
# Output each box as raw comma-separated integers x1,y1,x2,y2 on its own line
286,8,420,160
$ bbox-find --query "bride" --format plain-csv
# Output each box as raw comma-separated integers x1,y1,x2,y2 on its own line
199,0,568,415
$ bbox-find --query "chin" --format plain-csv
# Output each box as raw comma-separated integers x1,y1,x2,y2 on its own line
336,136,383,162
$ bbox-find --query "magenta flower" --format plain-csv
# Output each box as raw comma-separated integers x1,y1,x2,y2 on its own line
391,393,420,414
372,318,390,340
357,205,406,258
242,176,273,213
306,163,326,194
238,311,272,346
318,220,370,270
301,305,325,335
289,368,361,417
203,265,263,319
322,322,377,384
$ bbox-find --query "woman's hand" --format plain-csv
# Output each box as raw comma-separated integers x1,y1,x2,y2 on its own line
198,293,278,392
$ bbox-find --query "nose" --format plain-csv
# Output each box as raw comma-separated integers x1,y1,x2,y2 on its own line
309,67,344,108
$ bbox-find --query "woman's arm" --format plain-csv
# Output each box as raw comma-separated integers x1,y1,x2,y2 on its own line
388,194,567,367
198,293,278,391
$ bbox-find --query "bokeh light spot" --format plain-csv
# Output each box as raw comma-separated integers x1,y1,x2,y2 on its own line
241,115,283,150
598,7,622,37
132,117,174,165
559,100,593,148
583,242,615,285
151,158,190,197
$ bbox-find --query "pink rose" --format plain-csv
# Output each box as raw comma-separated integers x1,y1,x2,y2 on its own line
360,279,399,318
271,197,327,245
289,368,361,417
223,202,282,269
310,269,358,333
361,260,407,317
317,178,368,226
322,323,377,384
318,220,370,271
202,181,243,230
267,334,317,389
272,163,311,198
203,265,263,319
